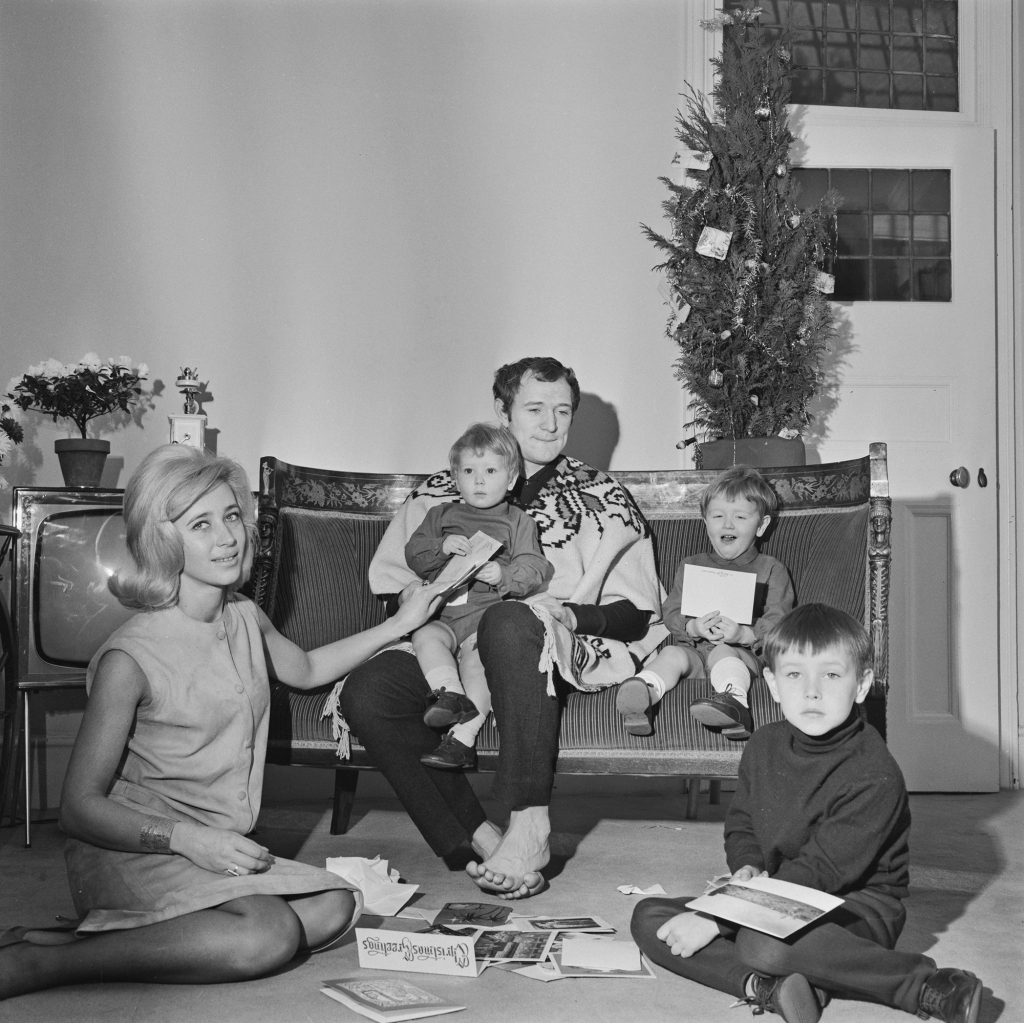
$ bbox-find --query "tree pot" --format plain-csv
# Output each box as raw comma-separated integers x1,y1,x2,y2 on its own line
54,438,110,488
698,437,806,470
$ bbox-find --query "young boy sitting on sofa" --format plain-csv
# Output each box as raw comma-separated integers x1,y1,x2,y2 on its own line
630,604,984,1023
617,464,793,740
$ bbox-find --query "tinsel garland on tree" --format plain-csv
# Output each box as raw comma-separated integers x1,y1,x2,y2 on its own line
644,6,839,445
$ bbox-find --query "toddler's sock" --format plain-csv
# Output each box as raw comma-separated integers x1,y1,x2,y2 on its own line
425,666,465,695
632,669,668,704
449,714,485,749
709,657,751,706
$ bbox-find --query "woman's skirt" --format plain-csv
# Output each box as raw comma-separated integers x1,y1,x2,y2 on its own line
65,838,361,934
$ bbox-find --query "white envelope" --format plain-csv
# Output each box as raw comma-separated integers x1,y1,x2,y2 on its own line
678,563,757,625
325,855,419,917
560,937,642,972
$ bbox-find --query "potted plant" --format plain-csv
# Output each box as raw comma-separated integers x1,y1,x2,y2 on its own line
0,400,24,491
644,6,839,469
6,354,149,487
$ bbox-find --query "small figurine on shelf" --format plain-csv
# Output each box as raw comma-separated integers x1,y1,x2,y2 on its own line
168,367,207,450
176,367,201,415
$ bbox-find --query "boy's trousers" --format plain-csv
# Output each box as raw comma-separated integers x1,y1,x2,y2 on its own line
630,890,935,1014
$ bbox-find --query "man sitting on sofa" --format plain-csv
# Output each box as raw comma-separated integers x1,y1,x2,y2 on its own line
341,356,667,897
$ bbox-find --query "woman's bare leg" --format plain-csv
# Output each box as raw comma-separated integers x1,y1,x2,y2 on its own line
0,895,300,1001
285,889,357,952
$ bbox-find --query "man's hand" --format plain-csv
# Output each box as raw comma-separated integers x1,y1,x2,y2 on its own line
655,911,720,958
476,562,502,586
730,864,768,883
524,592,577,631
442,534,472,557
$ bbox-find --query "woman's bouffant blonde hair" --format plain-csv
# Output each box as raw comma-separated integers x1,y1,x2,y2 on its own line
109,444,257,611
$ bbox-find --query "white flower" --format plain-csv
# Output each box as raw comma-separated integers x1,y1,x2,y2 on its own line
78,352,102,369
25,364,42,377
41,358,65,377
7,376,24,394
137,363,149,378
0,432,11,456
110,355,133,368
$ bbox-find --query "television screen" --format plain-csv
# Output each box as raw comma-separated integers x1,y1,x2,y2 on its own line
34,508,136,667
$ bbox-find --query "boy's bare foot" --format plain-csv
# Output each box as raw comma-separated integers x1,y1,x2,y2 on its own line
466,806,550,899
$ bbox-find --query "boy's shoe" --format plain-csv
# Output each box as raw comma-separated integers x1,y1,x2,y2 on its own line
420,733,477,770
423,688,480,729
917,968,983,1023
747,973,823,1023
616,677,654,735
689,692,753,740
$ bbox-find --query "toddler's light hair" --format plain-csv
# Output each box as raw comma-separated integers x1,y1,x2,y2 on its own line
762,603,875,677
699,463,778,520
448,422,522,479
109,444,257,611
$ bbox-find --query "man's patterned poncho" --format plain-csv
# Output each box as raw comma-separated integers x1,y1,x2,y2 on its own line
368,456,668,695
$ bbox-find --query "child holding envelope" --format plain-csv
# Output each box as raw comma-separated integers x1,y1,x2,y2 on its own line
616,465,793,740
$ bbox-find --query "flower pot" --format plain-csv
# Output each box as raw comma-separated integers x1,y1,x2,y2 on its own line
54,438,110,488
698,437,806,470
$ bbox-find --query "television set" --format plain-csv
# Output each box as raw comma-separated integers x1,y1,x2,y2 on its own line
11,488,135,691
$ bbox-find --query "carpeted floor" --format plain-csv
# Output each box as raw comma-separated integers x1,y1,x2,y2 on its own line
0,780,1019,1022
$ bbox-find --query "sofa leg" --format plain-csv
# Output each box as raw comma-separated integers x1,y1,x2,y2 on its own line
685,777,701,820
330,769,360,835
709,780,721,805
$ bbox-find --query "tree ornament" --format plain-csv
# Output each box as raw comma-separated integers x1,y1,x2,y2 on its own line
755,104,771,121
787,213,801,229
719,329,732,340
708,369,724,388
778,47,791,63
775,163,787,178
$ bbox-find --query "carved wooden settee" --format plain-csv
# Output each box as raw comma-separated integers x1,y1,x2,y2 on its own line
250,445,891,833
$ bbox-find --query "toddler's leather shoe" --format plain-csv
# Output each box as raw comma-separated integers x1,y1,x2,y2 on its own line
917,968,982,1023
423,688,480,729
420,733,477,770
616,677,654,735
689,692,753,740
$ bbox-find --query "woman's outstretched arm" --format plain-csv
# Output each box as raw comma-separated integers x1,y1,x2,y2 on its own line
259,578,448,690
59,650,273,875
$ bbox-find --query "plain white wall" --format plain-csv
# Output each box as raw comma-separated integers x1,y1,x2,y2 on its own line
0,0,690,507
0,0,694,807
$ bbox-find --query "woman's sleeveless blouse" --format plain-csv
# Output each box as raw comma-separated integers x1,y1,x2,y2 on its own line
66,596,359,933
85,597,269,832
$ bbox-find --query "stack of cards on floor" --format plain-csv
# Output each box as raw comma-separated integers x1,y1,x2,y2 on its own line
505,916,655,982
321,977,464,1021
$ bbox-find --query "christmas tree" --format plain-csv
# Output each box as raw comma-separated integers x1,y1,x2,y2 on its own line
644,6,839,449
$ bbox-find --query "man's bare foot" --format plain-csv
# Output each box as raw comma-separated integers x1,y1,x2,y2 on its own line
465,806,550,900
470,820,504,861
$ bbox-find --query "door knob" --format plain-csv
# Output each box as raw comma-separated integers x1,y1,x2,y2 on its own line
978,468,988,488
950,467,970,488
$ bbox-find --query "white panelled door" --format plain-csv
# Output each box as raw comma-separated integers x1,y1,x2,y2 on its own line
803,122,998,791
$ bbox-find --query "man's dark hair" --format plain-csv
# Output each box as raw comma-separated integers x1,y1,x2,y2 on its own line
492,357,581,417
762,603,874,677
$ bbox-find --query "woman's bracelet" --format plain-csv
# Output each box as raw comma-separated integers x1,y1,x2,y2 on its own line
140,815,177,852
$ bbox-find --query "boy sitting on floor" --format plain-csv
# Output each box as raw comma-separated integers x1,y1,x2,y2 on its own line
617,464,793,739
630,604,984,1023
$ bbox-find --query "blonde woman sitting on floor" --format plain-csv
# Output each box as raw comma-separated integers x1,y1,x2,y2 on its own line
0,444,445,1001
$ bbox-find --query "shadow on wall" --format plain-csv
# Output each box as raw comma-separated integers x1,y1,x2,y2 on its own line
563,392,620,471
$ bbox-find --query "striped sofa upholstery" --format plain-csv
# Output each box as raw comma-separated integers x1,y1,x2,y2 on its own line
251,446,891,831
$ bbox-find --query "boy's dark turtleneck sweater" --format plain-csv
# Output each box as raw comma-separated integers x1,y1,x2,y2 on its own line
724,707,911,899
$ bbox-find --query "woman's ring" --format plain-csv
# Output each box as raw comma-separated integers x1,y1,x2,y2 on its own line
225,865,241,876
